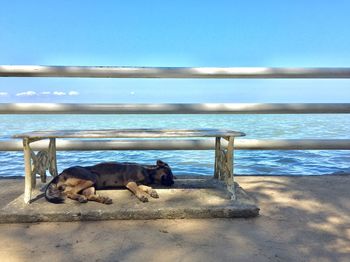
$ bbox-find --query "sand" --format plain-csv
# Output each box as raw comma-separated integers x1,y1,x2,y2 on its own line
0,175,349,262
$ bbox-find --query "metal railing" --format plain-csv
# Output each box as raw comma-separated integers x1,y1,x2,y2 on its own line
1,103,350,114
1,65,350,78
1,139,350,151
1,65,350,151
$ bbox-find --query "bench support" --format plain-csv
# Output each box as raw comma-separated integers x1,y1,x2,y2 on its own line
23,138,33,204
23,138,58,203
214,137,221,179
48,138,58,177
214,136,236,200
226,136,235,200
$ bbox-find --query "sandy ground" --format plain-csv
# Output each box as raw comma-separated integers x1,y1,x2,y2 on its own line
0,175,349,262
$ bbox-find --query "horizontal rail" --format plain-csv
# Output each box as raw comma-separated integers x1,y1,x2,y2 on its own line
1,103,350,114
1,66,350,78
1,139,350,151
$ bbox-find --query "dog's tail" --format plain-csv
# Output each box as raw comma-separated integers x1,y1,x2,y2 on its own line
45,174,66,204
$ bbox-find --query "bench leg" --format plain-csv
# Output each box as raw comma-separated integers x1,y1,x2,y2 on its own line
23,138,33,204
214,137,221,179
226,137,236,200
215,136,236,200
48,138,58,177
23,138,57,204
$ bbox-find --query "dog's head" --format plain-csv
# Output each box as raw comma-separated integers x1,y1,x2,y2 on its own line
153,160,175,186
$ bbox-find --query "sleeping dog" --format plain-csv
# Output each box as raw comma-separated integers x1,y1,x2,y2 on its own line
45,160,174,204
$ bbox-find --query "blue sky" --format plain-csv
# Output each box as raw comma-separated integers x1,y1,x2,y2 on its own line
1,0,350,103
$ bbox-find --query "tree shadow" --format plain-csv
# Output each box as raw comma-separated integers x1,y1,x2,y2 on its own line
0,175,349,261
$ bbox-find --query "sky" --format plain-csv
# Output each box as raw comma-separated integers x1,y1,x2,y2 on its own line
0,0,350,103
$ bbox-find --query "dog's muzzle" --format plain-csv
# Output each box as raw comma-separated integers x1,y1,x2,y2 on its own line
161,175,174,186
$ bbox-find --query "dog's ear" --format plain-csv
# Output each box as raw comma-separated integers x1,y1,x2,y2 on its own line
156,160,166,167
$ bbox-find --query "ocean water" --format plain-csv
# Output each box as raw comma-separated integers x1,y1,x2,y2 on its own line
0,114,349,177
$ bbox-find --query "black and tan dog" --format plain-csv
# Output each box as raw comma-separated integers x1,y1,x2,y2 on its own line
45,160,174,204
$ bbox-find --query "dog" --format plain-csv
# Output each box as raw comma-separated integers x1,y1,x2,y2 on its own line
45,160,174,204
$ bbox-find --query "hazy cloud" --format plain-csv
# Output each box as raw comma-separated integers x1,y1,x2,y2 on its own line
16,91,37,96
68,91,79,96
0,92,8,96
130,91,135,95
12,90,80,97
53,91,66,96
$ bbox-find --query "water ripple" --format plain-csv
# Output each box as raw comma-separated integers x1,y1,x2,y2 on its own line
0,114,350,177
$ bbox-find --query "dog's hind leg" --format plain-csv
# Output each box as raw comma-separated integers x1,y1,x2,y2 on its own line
64,179,94,203
138,185,159,198
126,181,149,202
82,187,113,204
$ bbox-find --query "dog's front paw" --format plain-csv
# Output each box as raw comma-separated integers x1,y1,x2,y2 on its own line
103,197,113,205
78,195,88,203
139,195,149,203
149,190,159,198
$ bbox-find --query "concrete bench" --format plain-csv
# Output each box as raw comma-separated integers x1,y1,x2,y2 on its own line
13,128,245,203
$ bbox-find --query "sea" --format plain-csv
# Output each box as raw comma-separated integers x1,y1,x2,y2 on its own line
0,114,349,177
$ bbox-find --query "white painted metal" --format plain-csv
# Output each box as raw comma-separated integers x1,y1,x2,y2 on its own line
1,139,350,151
13,129,245,139
1,66,350,152
1,66,350,78
1,103,350,114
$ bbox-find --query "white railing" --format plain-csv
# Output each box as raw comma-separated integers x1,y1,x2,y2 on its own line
1,65,350,78
1,66,350,151
1,103,350,114
1,139,350,151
